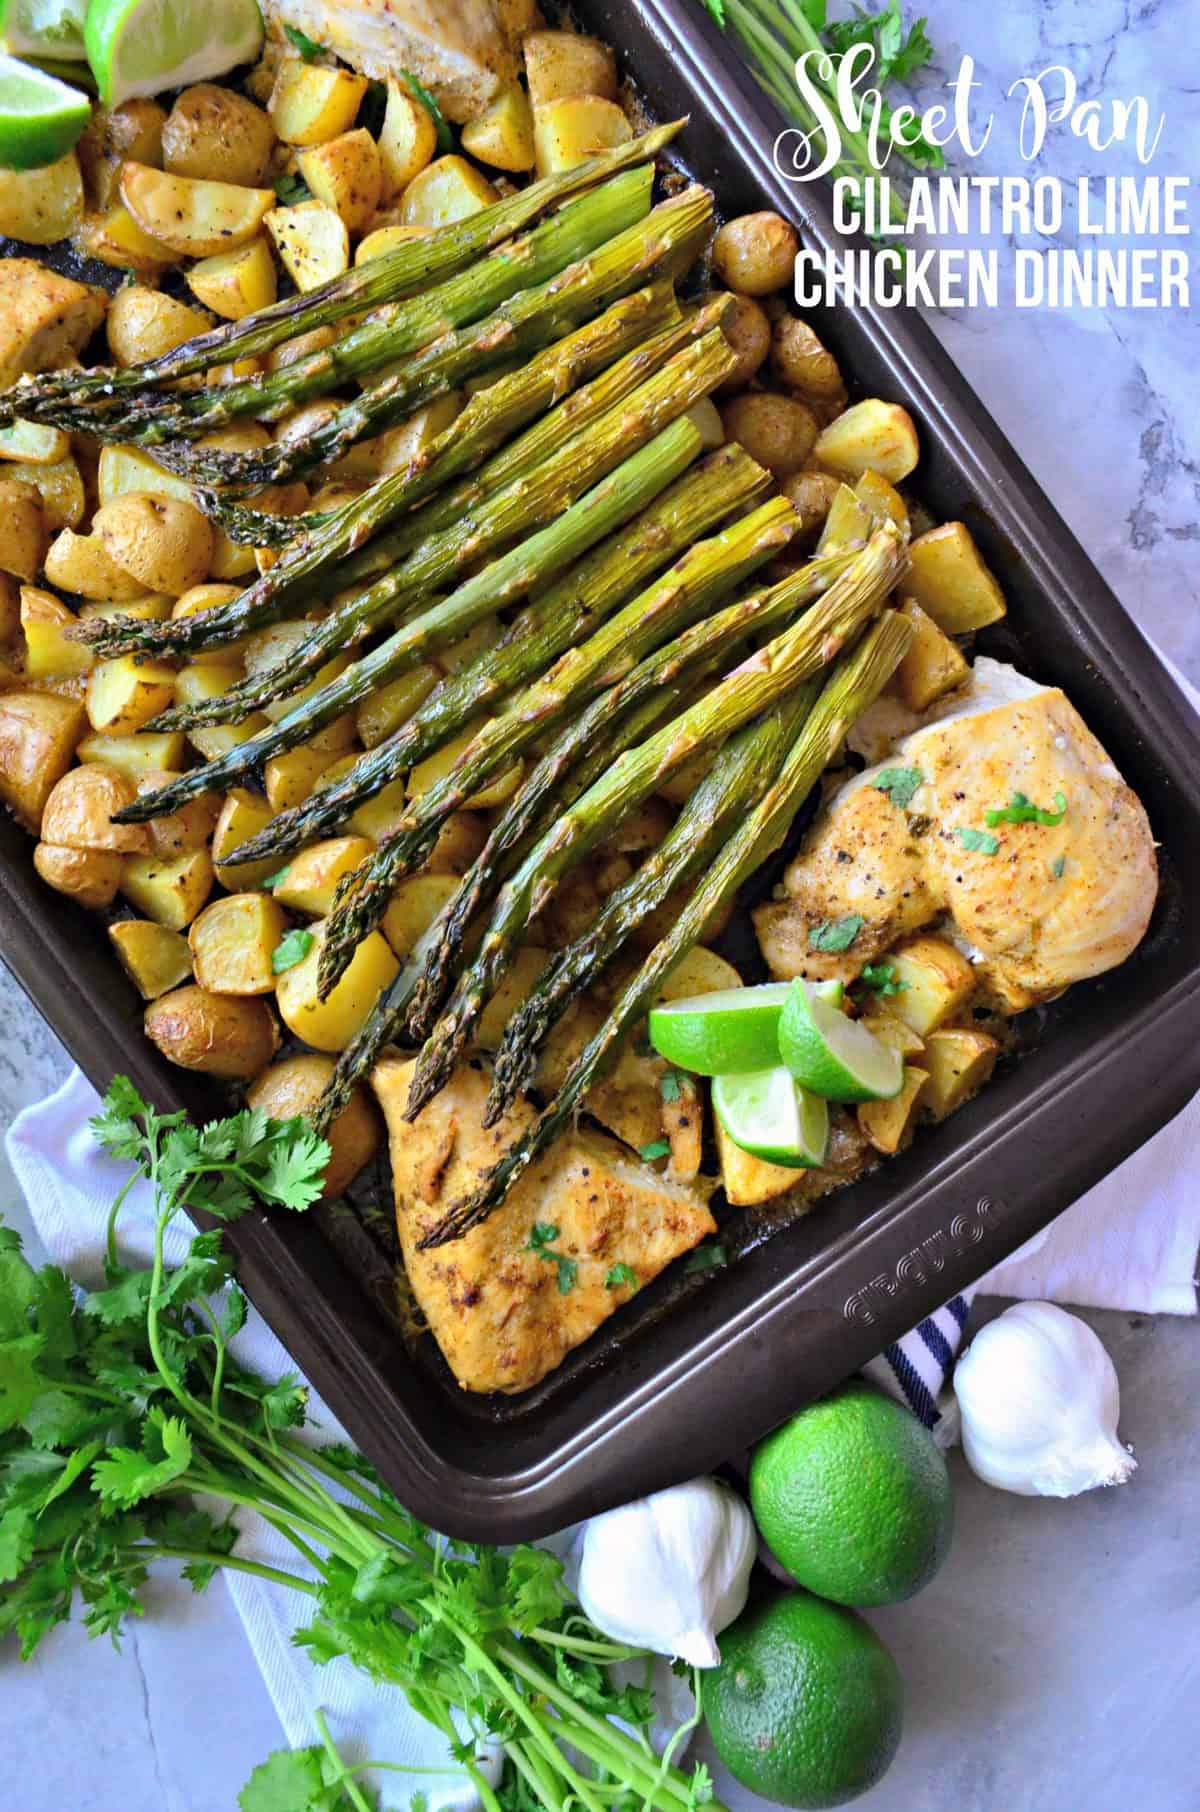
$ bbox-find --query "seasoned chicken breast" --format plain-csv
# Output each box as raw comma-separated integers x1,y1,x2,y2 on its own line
0,261,106,387
755,660,1157,1009
373,1056,715,1394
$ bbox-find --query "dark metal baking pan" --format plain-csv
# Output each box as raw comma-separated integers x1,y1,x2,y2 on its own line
2,0,1199,1541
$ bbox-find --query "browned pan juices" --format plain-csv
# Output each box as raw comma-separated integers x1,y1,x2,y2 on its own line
1,0,1198,1538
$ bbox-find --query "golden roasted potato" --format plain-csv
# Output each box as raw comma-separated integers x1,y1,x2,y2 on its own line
78,729,185,775
189,892,287,995
41,761,147,853
0,260,106,386
715,1115,801,1206
354,222,431,265
905,522,1007,634
86,654,177,735
120,162,274,258
21,586,93,679
121,847,214,930
263,739,331,812
381,874,461,960
891,597,970,711
5,458,84,531
816,482,872,555
814,398,920,485
425,810,488,876
332,392,464,480
78,99,167,209
0,690,87,831
921,1028,1000,1120
275,917,399,1053
476,946,551,1049
408,721,522,809
247,1054,381,1200
145,984,279,1077
524,31,617,107
0,478,48,582
0,153,84,244
858,1065,930,1155
712,211,799,296
461,84,535,172
781,469,841,549
33,841,124,908
109,919,194,999
44,529,142,603
860,1009,926,1060
188,238,277,320
888,935,977,1036
854,468,909,532
0,419,70,466
273,837,375,916
0,574,17,641
770,316,844,400
78,596,173,628
212,786,278,890
94,492,214,596
298,129,381,233
654,945,742,1003
398,156,499,227
711,291,770,392
339,773,407,843
74,201,181,276
685,397,724,451
97,444,195,509
266,323,337,371
162,84,276,187
377,79,437,196
720,391,819,477
266,201,349,290
134,769,219,858
532,97,631,177
106,286,213,367
269,60,368,147
172,661,269,761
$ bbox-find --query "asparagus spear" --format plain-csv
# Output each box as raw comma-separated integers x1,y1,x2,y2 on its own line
0,122,685,425
137,328,735,746
404,525,907,1119
81,298,730,669
417,609,914,1246
114,411,711,825
90,169,675,446
159,192,715,490
485,692,817,1121
314,500,826,994
223,446,773,867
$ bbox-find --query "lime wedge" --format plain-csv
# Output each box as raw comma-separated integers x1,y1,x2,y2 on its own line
84,0,264,106
0,0,88,62
779,978,904,1103
0,52,89,169
648,978,844,1076
713,1067,829,1168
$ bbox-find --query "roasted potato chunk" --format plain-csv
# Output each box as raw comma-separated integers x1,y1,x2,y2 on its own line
97,444,195,509
86,654,178,735
921,1028,1000,1120
381,874,461,960
134,769,219,858
121,847,214,931
461,84,535,173
247,1054,380,1200
78,729,185,775
782,470,841,549
273,837,375,917
94,492,214,596
770,316,844,400
0,260,106,386
75,202,180,277
398,156,499,227
269,60,368,147
45,529,143,603
0,690,86,831
41,762,147,853
106,286,213,367
34,842,124,909
378,79,437,196
524,31,617,108
533,97,631,176
189,892,287,995
275,918,399,1053
712,211,799,296
120,162,274,257
5,458,85,531
187,238,277,321
720,391,819,477
145,984,279,1077
712,291,770,392
892,597,971,711
212,787,278,890
815,398,920,485
0,419,70,466
78,99,166,209
21,586,93,680
298,129,382,233
356,665,440,747
109,920,193,999
266,201,350,291
887,936,977,1036
858,1065,930,1154
0,478,48,582
905,522,1007,634
0,153,84,246
162,85,277,187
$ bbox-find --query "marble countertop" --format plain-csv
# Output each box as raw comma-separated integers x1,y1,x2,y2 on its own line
0,0,1196,1805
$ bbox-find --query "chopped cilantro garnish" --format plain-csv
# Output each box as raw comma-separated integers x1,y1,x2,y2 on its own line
872,766,924,810
684,1244,727,1275
808,913,865,953
639,1139,671,1161
659,1070,689,1104
858,961,907,997
525,1221,559,1254
605,1263,638,1291
986,790,1068,827
262,864,290,890
1052,854,1066,879
271,928,314,972
956,827,1000,855
283,23,323,59
272,170,312,206
554,1256,578,1295
398,68,454,152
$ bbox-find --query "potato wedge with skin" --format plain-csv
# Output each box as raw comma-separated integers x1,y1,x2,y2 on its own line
654,946,742,1003
461,84,535,172
94,492,214,596
712,211,798,296
79,595,172,626
86,654,178,736
162,85,276,187
0,574,17,641
861,1009,926,1060
6,458,84,531
720,391,818,478
855,468,908,533
132,770,217,858
41,762,147,853
269,61,368,147
97,445,195,509
887,935,977,1036
247,1053,381,1200
398,156,499,228
109,920,193,999
189,892,287,996
524,31,617,108
381,874,461,960
0,478,48,582
905,522,1007,634
263,738,342,813
78,729,184,775
78,99,166,210
173,663,270,762
106,286,213,368
74,202,181,276
891,596,970,711
0,420,70,466
354,222,431,266
34,842,124,909
145,984,279,1078
814,398,920,484
275,918,399,1054
782,470,840,549
0,690,86,831
424,811,488,877
533,97,631,177
770,315,843,400
212,787,278,890
0,153,84,245
21,587,93,679
921,1028,1000,1121
298,130,381,234
266,201,349,292
120,162,274,258
377,80,437,197
356,665,441,748
187,237,277,321
858,1065,930,1155
121,847,213,931
45,529,143,603
273,837,375,917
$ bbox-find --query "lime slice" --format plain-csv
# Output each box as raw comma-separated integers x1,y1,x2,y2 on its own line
779,978,904,1103
713,1067,829,1168
84,0,264,106
0,0,88,62
0,52,89,169
648,978,844,1076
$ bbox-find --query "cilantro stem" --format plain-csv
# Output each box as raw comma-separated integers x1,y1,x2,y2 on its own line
313,1708,377,1812
104,1170,139,1274
140,1545,318,1594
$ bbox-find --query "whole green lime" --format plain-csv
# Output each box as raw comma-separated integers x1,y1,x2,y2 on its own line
750,1381,953,1605
701,1588,903,1809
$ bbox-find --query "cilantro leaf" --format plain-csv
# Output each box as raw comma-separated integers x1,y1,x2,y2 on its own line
684,1244,727,1275
261,864,291,890
1052,854,1066,879
857,961,907,997
398,68,454,152
872,766,924,810
0,1506,35,1583
985,789,1067,827
525,1222,559,1254
87,1075,149,1162
808,913,864,953
255,1121,331,1211
272,928,314,973
91,1414,192,1509
659,1069,689,1104
606,1263,638,1291
238,1746,327,1812
0,1334,46,1432
554,1255,578,1295
956,827,1001,855
639,1139,671,1161
504,1546,565,1633
283,23,324,60
272,171,312,207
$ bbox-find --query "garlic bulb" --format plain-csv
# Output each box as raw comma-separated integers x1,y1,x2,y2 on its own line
953,1301,1137,1497
575,1478,756,1667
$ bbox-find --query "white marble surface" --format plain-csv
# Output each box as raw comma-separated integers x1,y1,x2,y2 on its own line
0,1,1196,1805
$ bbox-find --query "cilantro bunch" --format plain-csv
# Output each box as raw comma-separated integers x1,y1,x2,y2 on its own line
0,1080,717,1812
